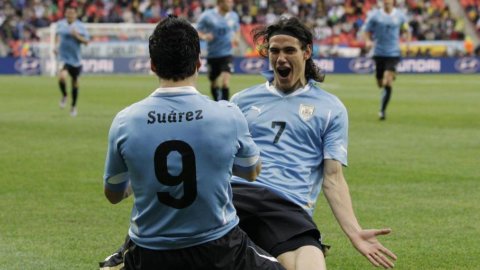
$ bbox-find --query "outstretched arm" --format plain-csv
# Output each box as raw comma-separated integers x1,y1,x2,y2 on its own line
322,159,397,268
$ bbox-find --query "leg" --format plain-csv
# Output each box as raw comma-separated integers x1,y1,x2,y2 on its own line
222,226,285,270
210,80,221,101
69,76,79,116
380,70,395,119
71,76,79,107
66,65,81,116
207,58,221,101
277,245,326,270
220,71,231,101
58,68,68,108
377,75,388,120
374,57,388,120
232,184,327,270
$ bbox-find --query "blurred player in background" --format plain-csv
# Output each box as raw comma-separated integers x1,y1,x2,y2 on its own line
362,0,411,120
229,17,397,270
196,0,240,101
55,3,89,117
102,15,285,270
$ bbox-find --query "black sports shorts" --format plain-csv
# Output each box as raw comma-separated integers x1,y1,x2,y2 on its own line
123,225,285,270
62,63,82,80
207,55,233,81
373,56,400,80
232,182,330,258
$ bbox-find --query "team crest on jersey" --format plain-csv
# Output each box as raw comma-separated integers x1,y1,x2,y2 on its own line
299,104,315,121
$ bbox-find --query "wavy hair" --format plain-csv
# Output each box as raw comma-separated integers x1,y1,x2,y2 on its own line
252,17,324,82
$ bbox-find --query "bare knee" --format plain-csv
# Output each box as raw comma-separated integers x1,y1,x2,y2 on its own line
383,71,395,87
277,245,326,270
58,70,67,82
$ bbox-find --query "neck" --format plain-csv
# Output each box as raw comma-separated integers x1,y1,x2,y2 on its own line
217,7,227,16
160,75,197,88
274,78,308,94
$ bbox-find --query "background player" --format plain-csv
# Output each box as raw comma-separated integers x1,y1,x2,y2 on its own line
55,3,89,117
196,0,240,101
362,0,411,120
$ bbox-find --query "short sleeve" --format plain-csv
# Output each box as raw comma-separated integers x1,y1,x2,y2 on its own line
231,104,260,170
323,104,348,166
103,113,129,192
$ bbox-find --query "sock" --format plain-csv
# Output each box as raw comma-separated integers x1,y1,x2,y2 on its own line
380,86,392,113
59,80,67,97
72,86,78,107
211,86,220,101
221,87,229,101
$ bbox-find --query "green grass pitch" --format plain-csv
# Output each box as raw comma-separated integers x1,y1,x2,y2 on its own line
0,74,479,269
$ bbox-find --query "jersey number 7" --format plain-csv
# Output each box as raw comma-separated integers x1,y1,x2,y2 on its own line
271,121,286,143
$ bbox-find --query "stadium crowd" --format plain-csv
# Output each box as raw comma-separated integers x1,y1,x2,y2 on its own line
0,0,477,57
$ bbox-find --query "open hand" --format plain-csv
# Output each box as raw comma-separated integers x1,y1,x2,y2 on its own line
351,228,397,268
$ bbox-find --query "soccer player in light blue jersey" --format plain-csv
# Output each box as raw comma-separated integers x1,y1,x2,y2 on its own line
102,16,285,270
55,3,89,117
363,0,411,120
196,0,240,101
230,17,397,270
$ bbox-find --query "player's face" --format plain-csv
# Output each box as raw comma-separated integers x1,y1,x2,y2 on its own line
268,35,311,93
384,0,395,10
65,8,77,23
218,0,234,12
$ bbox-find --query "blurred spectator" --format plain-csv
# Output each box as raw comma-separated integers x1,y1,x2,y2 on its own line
0,0,475,57
464,35,474,55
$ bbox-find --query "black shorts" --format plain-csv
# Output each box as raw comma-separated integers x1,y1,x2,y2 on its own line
123,225,285,270
62,64,82,80
207,56,233,82
232,182,329,257
373,56,400,80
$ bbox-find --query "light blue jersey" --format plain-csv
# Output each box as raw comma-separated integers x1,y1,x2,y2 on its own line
56,19,89,67
104,86,259,250
364,8,408,57
230,81,348,216
196,8,239,58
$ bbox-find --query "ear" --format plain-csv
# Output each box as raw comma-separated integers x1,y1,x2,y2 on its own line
304,44,312,60
196,57,202,71
150,60,157,73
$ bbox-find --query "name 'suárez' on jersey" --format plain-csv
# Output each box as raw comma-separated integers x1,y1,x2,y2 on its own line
147,110,204,124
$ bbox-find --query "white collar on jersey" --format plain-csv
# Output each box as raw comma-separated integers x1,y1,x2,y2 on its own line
381,7,398,16
265,81,313,97
150,86,199,96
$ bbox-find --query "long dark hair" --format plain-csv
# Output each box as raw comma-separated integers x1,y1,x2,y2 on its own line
252,17,324,82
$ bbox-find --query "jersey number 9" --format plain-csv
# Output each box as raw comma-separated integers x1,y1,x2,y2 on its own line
154,140,197,209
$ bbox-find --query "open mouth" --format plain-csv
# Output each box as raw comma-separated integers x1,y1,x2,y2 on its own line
277,67,291,78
